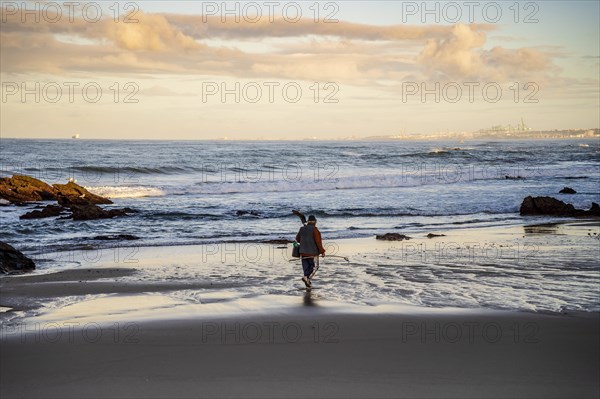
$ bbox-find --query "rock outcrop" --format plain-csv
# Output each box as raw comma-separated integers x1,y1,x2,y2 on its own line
0,241,35,274
1,175,113,206
70,205,135,221
520,196,576,216
559,187,577,194
520,196,600,217
20,204,64,219
0,175,57,203
589,203,600,216
0,174,135,220
54,182,112,205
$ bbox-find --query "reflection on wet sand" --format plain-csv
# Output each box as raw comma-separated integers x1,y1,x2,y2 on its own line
524,223,561,235
303,290,316,307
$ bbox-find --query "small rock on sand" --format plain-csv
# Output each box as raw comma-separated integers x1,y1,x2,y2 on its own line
376,233,411,241
426,233,446,238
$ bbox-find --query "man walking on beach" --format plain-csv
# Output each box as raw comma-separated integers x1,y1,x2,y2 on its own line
295,215,326,288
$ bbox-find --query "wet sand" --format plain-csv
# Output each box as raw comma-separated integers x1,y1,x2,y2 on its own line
1,220,599,398
1,310,598,398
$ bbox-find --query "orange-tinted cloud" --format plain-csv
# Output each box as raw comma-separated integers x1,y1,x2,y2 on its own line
0,6,562,86
107,13,200,51
417,23,559,85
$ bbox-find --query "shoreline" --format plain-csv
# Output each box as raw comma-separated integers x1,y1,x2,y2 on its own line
13,214,599,257
1,212,599,398
1,219,599,323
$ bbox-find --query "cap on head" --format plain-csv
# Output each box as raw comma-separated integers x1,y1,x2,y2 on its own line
308,215,317,222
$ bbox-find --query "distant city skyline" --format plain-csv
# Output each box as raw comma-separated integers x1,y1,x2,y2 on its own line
1,1,598,140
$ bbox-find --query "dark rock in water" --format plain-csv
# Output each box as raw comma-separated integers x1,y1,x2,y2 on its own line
261,238,293,244
520,196,576,216
236,210,260,217
0,241,35,274
505,175,525,180
20,204,65,219
69,204,133,221
426,233,446,238
0,175,113,208
376,233,411,241
520,196,600,217
70,204,106,220
589,202,600,216
20,203,135,221
0,175,57,203
1,174,131,223
559,187,577,194
54,182,112,206
93,234,140,241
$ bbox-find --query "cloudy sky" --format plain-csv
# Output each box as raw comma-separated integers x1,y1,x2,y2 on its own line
1,1,598,139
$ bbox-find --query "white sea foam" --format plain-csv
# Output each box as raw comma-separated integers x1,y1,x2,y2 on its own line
84,186,166,198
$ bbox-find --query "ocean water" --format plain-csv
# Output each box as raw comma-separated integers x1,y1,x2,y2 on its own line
1,139,599,253
1,138,599,313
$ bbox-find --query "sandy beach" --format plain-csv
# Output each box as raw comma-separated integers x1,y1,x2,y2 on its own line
2,310,598,399
1,221,599,398
2,1,599,396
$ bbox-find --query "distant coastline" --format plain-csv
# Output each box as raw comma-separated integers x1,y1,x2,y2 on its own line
364,128,600,141
1,129,599,141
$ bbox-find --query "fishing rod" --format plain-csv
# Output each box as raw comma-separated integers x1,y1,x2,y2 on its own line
287,254,349,262
326,255,350,262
